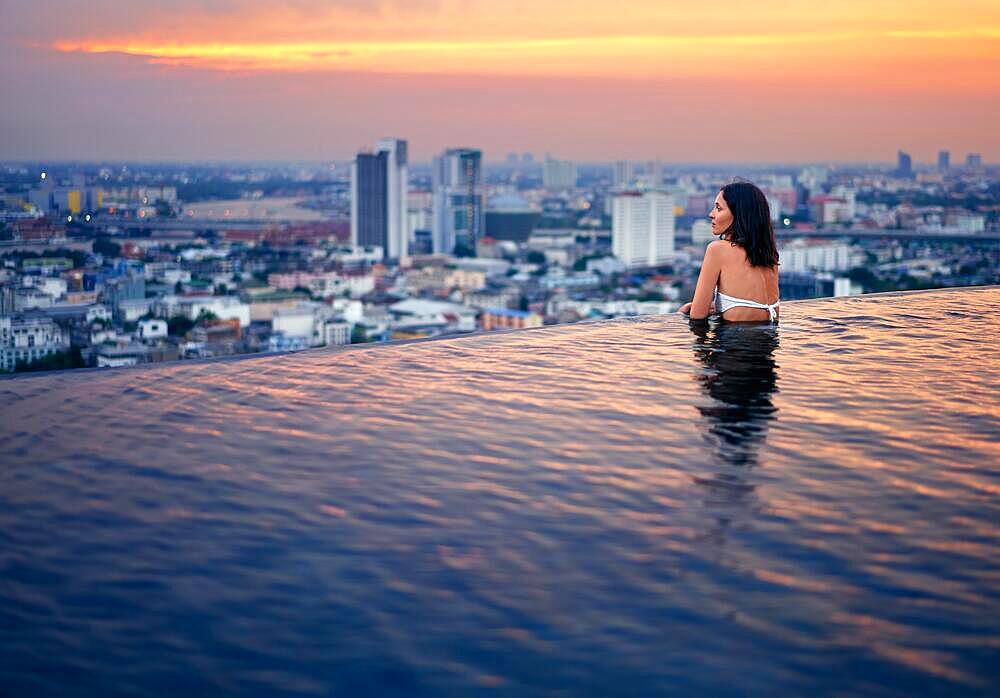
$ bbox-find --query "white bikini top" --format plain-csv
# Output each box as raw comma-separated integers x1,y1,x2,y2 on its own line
714,288,780,322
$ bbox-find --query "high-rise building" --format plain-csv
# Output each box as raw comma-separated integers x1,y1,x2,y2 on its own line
966,153,983,170
643,160,663,188
895,150,913,179
937,150,950,171
613,160,634,188
377,138,409,264
351,138,409,262
432,148,484,255
352,150,387,254
612,191,675,269
543,156,577,190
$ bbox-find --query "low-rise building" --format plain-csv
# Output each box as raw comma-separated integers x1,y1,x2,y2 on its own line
479,308,544,331
388,298,477,335
0,314,70,371
779,239,853,273
138,318,168,340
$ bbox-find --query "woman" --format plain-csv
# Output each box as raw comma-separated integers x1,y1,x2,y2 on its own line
679,181,780,322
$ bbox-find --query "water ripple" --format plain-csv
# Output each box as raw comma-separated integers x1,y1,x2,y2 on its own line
1,288,998,696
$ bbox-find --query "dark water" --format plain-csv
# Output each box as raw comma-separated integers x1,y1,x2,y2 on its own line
2,288,998,696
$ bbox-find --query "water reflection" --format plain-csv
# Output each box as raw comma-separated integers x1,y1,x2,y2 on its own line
688,320,779,538
689,319,780,468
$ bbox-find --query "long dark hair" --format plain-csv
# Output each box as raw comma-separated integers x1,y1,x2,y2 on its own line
719,182,779,268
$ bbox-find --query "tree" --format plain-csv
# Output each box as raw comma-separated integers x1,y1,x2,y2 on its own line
214,283,229,296
14,348,85,373
350,324,369,344
93,237,121,258
453,242,475,258
168,314,195,337
154,199,175,218
526,250,546,265
174,281,184,294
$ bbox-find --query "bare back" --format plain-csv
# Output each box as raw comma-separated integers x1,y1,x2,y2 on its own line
715,241,780,321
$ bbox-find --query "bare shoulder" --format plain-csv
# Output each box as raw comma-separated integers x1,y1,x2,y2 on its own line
706,239,738,259
705,239,730,255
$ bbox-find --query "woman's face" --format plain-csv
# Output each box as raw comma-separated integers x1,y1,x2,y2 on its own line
710,191,733,236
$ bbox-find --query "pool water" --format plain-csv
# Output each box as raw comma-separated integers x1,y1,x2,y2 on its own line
2,287,998,696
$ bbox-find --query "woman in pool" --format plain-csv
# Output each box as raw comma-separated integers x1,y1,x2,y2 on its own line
679,181,780,322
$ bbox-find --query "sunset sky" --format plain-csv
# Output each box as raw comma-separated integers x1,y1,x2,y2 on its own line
1,0,997,162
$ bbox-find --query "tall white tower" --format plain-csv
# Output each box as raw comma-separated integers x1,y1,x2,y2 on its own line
612,191,675,269
376,138,409,265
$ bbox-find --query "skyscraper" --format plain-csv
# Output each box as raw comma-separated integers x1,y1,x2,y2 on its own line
966,153,983,170
612,190,675,269
377,138,409,264
937,150,950,171
895,150,913,179
432,148,484,255
351,138,409,262
352,150,386,254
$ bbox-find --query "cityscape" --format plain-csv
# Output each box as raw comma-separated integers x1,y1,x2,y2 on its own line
2,149,997,373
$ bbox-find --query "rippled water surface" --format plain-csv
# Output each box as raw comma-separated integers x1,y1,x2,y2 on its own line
2,288,999,696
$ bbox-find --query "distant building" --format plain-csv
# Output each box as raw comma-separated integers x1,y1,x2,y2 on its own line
965,153,983,170
485,193,539,242
779,239,852,272
808,195,852,225
351,138,408,263
543,156,577,190
480,308,543,331
157,295,251,328
432,148,485,255
388,298,477,335
895,150,913,179
938,150,951,171
138,318,168,340
612,191,675,269
0,315,70,372
691,219,714,246
613,160,634,188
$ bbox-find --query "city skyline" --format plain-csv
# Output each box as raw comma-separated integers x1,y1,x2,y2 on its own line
2,1,998,161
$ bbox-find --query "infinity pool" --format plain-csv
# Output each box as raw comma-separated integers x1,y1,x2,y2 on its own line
2,287,998,696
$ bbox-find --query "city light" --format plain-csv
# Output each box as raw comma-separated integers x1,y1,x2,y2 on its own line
40,172,47,180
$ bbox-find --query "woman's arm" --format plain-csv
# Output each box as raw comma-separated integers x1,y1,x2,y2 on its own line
687,242,722,319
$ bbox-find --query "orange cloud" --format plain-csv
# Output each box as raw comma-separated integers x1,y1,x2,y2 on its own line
52,29,1000,91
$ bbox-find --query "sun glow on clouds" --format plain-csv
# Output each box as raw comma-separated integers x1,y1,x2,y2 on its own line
52,29,1000,86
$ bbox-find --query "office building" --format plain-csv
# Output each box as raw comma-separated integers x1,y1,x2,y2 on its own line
613,161,634,188
543,156,577,190
895,151,913,179
612,191,675,269
432,148,484,255
965,153,983,170
351,138,409,263
938,150,950,171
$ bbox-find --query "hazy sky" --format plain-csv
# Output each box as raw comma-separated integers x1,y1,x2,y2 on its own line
2,0,997,162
